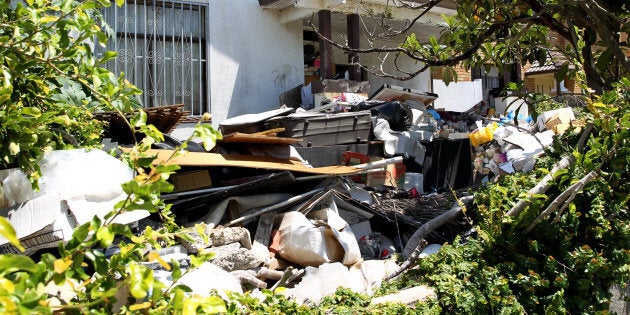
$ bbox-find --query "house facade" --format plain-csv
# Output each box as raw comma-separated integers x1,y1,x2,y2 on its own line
98,0,455,127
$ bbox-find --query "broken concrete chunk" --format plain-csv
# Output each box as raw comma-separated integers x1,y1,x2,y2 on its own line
251,213,274,265
178,229,209,254
369,285,437,305
178,226,253,254
204,226,252,249
210,243,263,272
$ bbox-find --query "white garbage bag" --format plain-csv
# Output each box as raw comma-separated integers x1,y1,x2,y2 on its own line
277,209,361,267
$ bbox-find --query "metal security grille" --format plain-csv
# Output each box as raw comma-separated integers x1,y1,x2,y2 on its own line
99,0,208,115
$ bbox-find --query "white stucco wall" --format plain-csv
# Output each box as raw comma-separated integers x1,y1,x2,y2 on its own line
208,0,303,127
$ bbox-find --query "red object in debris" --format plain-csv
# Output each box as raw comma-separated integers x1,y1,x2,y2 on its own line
268,230,282,254
380,249,391,258
408,186,420,198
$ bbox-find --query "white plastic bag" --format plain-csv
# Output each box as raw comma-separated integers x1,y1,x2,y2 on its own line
38,149,133,202
277,209,361,267
0,168,34,207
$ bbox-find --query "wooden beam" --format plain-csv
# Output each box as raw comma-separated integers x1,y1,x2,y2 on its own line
347,13,361,80
319,10,334,79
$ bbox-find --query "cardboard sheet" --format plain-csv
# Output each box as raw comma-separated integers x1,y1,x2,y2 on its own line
0,196,74,255
134,149,361,175
369,84,438,105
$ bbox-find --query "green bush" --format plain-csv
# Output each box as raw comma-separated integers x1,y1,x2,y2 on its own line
387,80,630,314
0,0,140,184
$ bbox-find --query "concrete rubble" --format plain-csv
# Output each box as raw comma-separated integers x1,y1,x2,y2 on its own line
0,80,582,306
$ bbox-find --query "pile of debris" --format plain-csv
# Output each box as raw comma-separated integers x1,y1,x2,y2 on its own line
0,80,577,306
469,107,580,183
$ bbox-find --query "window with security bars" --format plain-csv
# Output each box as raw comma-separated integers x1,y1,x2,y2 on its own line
98,0,208,115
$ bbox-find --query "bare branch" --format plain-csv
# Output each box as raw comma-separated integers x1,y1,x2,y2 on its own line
376,0,442,37
578,1,630,74
524,170,597,234
309,16,504,80
505,155,575,218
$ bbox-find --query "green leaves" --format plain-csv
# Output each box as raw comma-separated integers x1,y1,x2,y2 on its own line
0,0,233,314
441,66,458,86
194,122,222,151
0,69,13,104
129,263,154,299
96,226,115,248
0,0,111,176
0,218,23,253
0,255,37,275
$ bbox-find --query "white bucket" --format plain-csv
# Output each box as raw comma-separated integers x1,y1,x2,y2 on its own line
403,172,423,194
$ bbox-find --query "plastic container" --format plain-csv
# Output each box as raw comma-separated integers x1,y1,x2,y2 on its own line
469,122,498,147
403,172,424,194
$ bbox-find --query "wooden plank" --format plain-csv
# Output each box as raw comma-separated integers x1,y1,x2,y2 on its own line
129,149,361,175
219,132,302,145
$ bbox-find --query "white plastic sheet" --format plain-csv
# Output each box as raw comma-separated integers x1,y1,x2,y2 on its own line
38,149,133,202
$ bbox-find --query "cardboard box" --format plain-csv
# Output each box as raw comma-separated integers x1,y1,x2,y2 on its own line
171,170,212,192
342,151,370,183
545,111,574,135
537,107,574,131
369,84,438,106
366,160,406,188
